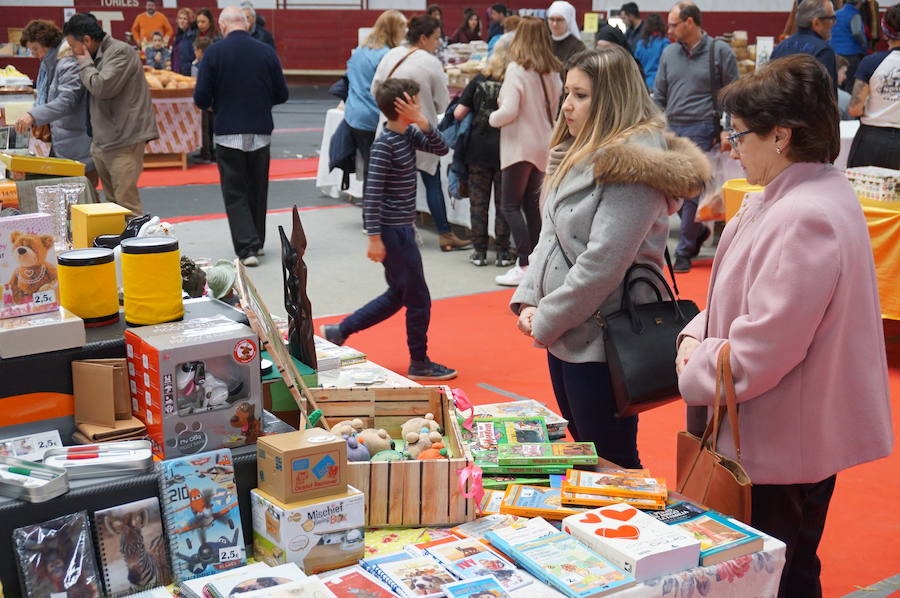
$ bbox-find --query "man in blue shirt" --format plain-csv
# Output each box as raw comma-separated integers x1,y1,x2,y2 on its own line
771,0,837,97
830,0,867,92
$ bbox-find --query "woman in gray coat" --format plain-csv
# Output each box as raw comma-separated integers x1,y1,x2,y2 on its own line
15,20,95,188
511,47,708,467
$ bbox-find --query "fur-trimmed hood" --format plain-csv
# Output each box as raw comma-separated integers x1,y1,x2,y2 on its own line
593,132,711,208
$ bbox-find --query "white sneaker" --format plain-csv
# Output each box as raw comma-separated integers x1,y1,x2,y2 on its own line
495,264,527,286
240,255,259,267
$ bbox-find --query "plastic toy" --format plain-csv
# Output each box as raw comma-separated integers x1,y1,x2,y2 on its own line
176,360,244,415
345,435,371,462
357,428,393,454
417,442,449,460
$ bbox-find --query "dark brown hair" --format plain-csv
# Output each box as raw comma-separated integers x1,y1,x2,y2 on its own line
375,78,421,121
20,19,63,48
719,54,839,164
407,15,440,44
676,2,702,26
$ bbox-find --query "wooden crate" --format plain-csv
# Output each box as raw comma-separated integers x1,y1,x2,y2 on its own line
306,385,476,528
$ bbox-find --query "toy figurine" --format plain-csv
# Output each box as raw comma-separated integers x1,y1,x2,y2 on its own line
345,435,371,462
229,402,261,444
357,428,394,454
417,442,449,460
176,361,244,414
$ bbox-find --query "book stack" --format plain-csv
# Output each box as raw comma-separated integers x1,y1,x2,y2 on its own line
561,469,667,511
360,551,458,598
465,417,597,476
472,400,569,440
321,566,397,598
422,537,533,593
484,517,635,598
314,335,367,371
499,484,591,520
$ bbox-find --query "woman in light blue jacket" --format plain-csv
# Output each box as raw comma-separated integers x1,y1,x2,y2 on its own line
343,10,406,182
633,13,669,90
15,20,94,185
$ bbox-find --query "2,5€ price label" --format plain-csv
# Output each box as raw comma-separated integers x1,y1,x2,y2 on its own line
219,546,243,562
31,290,57,306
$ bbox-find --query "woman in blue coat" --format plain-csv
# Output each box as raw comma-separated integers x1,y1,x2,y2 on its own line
633,13,669,89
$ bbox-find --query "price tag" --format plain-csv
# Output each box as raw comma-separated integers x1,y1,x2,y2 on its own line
0,431,62,461
31,289,57,306
219,546,243,562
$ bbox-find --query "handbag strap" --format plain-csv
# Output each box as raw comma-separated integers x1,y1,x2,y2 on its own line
387,48,418,79
704,343,743,462
539,74,554,126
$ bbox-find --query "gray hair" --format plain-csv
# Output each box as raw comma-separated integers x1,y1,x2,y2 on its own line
240,1,256,17
219,5,249,29
797,0,832,29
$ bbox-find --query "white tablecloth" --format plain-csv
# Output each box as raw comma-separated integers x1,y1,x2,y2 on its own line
316,108,496,230
836,120,860,170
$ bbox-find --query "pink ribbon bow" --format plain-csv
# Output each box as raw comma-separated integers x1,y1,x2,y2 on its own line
451,388,475,432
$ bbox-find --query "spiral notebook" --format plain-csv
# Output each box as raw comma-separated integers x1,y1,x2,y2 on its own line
158,448,246,582
94,497,172,597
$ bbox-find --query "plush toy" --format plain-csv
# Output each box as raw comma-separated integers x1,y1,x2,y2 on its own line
7,231,57,305
400,413,442,441
370,450,407,462
357,428,394,454
331,418,365,438
417,442,448,460
345,434,371,462
404,429,443,459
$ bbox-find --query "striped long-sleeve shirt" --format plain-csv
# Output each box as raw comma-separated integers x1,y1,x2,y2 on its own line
364,126,449,236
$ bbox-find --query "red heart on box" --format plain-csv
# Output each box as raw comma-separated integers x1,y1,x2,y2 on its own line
599,507,637,521
579,513,603,524
595,525,640,540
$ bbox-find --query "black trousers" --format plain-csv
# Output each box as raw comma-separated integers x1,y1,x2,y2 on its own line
216,144,270,259
847,124,900,170
546,353,641,469
501,161,543,267
751,475,837,598
348,125,376,183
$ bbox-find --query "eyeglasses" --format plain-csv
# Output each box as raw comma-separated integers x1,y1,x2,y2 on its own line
727,129,753,146
667,20,684,29
818,15,837,21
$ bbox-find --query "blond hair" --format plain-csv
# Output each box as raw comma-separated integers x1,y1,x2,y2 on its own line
507,17,561,75
365,10,407,49
483,37,512,80
547,46,664,187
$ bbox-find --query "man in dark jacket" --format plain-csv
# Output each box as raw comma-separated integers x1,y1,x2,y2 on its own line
194,5,288,266
241,1,275,48
771,0,837,96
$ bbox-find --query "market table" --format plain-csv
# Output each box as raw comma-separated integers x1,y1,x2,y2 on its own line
836,120,860,170
316,107,500,231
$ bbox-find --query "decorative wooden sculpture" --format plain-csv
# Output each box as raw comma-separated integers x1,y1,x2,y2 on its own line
279,205,317,370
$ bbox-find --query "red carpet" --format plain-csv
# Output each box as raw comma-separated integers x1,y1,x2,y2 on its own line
314,259,899,597
136,157,318,188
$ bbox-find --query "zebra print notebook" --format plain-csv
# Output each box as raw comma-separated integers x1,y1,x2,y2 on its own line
94,497,172,597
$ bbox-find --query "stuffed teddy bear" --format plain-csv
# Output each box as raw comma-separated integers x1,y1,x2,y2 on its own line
404,429,443,459
7,231,57,305
357,428,394,454
417,442,448,460
331,418,365,438
344,434,371,462
400,413,442,441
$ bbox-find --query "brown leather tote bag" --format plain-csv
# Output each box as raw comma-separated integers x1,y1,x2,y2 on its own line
676,343,752,523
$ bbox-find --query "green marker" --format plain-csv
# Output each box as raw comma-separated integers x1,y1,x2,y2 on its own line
7,466,55,480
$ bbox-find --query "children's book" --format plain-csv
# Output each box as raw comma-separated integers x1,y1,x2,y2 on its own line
480,489,505,515
321,566,396,598
562,503,700,581
489,417,549,445
442,575,511,598
483,517,560,549
377,556,457,598
236,577,339,598
179,563,269,598
128,588,174,598
482,477,551,490
563,470,667,501
425,538,531,592
647,502,764,565
559,489,664,511
158,448,246,582
483,531,634,598
497,443,597,467
204,563,307,598
499,485,590,520
472,400,568,439
94,497,172,597
360,550,417,593
450,514,529,541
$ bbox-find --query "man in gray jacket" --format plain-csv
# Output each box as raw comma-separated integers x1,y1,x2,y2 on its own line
64,13,158,216
653,1,737,272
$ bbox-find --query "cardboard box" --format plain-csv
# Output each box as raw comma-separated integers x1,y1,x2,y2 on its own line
0,152,85,177
0,307,84,358
126,315,263,459
251,486,365,574
70,203,133,248
72,358,131,427
0,212,60,319
257,427,347,503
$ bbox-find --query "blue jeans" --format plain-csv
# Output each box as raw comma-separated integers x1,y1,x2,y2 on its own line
669,122,717,258
419,169,451,234
547,352,641,469
339,225,431,362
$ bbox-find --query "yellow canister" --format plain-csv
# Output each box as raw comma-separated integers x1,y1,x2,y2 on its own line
121,237,184,326
57,248,119,327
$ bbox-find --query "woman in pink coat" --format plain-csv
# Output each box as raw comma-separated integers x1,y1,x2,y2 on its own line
676,55,892,598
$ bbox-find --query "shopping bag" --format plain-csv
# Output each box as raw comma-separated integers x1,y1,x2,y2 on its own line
696,187,725,221
676,343,752,523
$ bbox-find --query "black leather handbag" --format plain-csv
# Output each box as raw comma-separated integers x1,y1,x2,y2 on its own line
557,238,699,417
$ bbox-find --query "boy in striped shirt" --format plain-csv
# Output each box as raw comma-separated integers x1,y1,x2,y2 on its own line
321,79,457,381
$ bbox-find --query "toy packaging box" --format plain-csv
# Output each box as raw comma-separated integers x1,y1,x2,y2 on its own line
126,316,263,459
0,212,60,319
251,485,365,574
256,428,347,503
